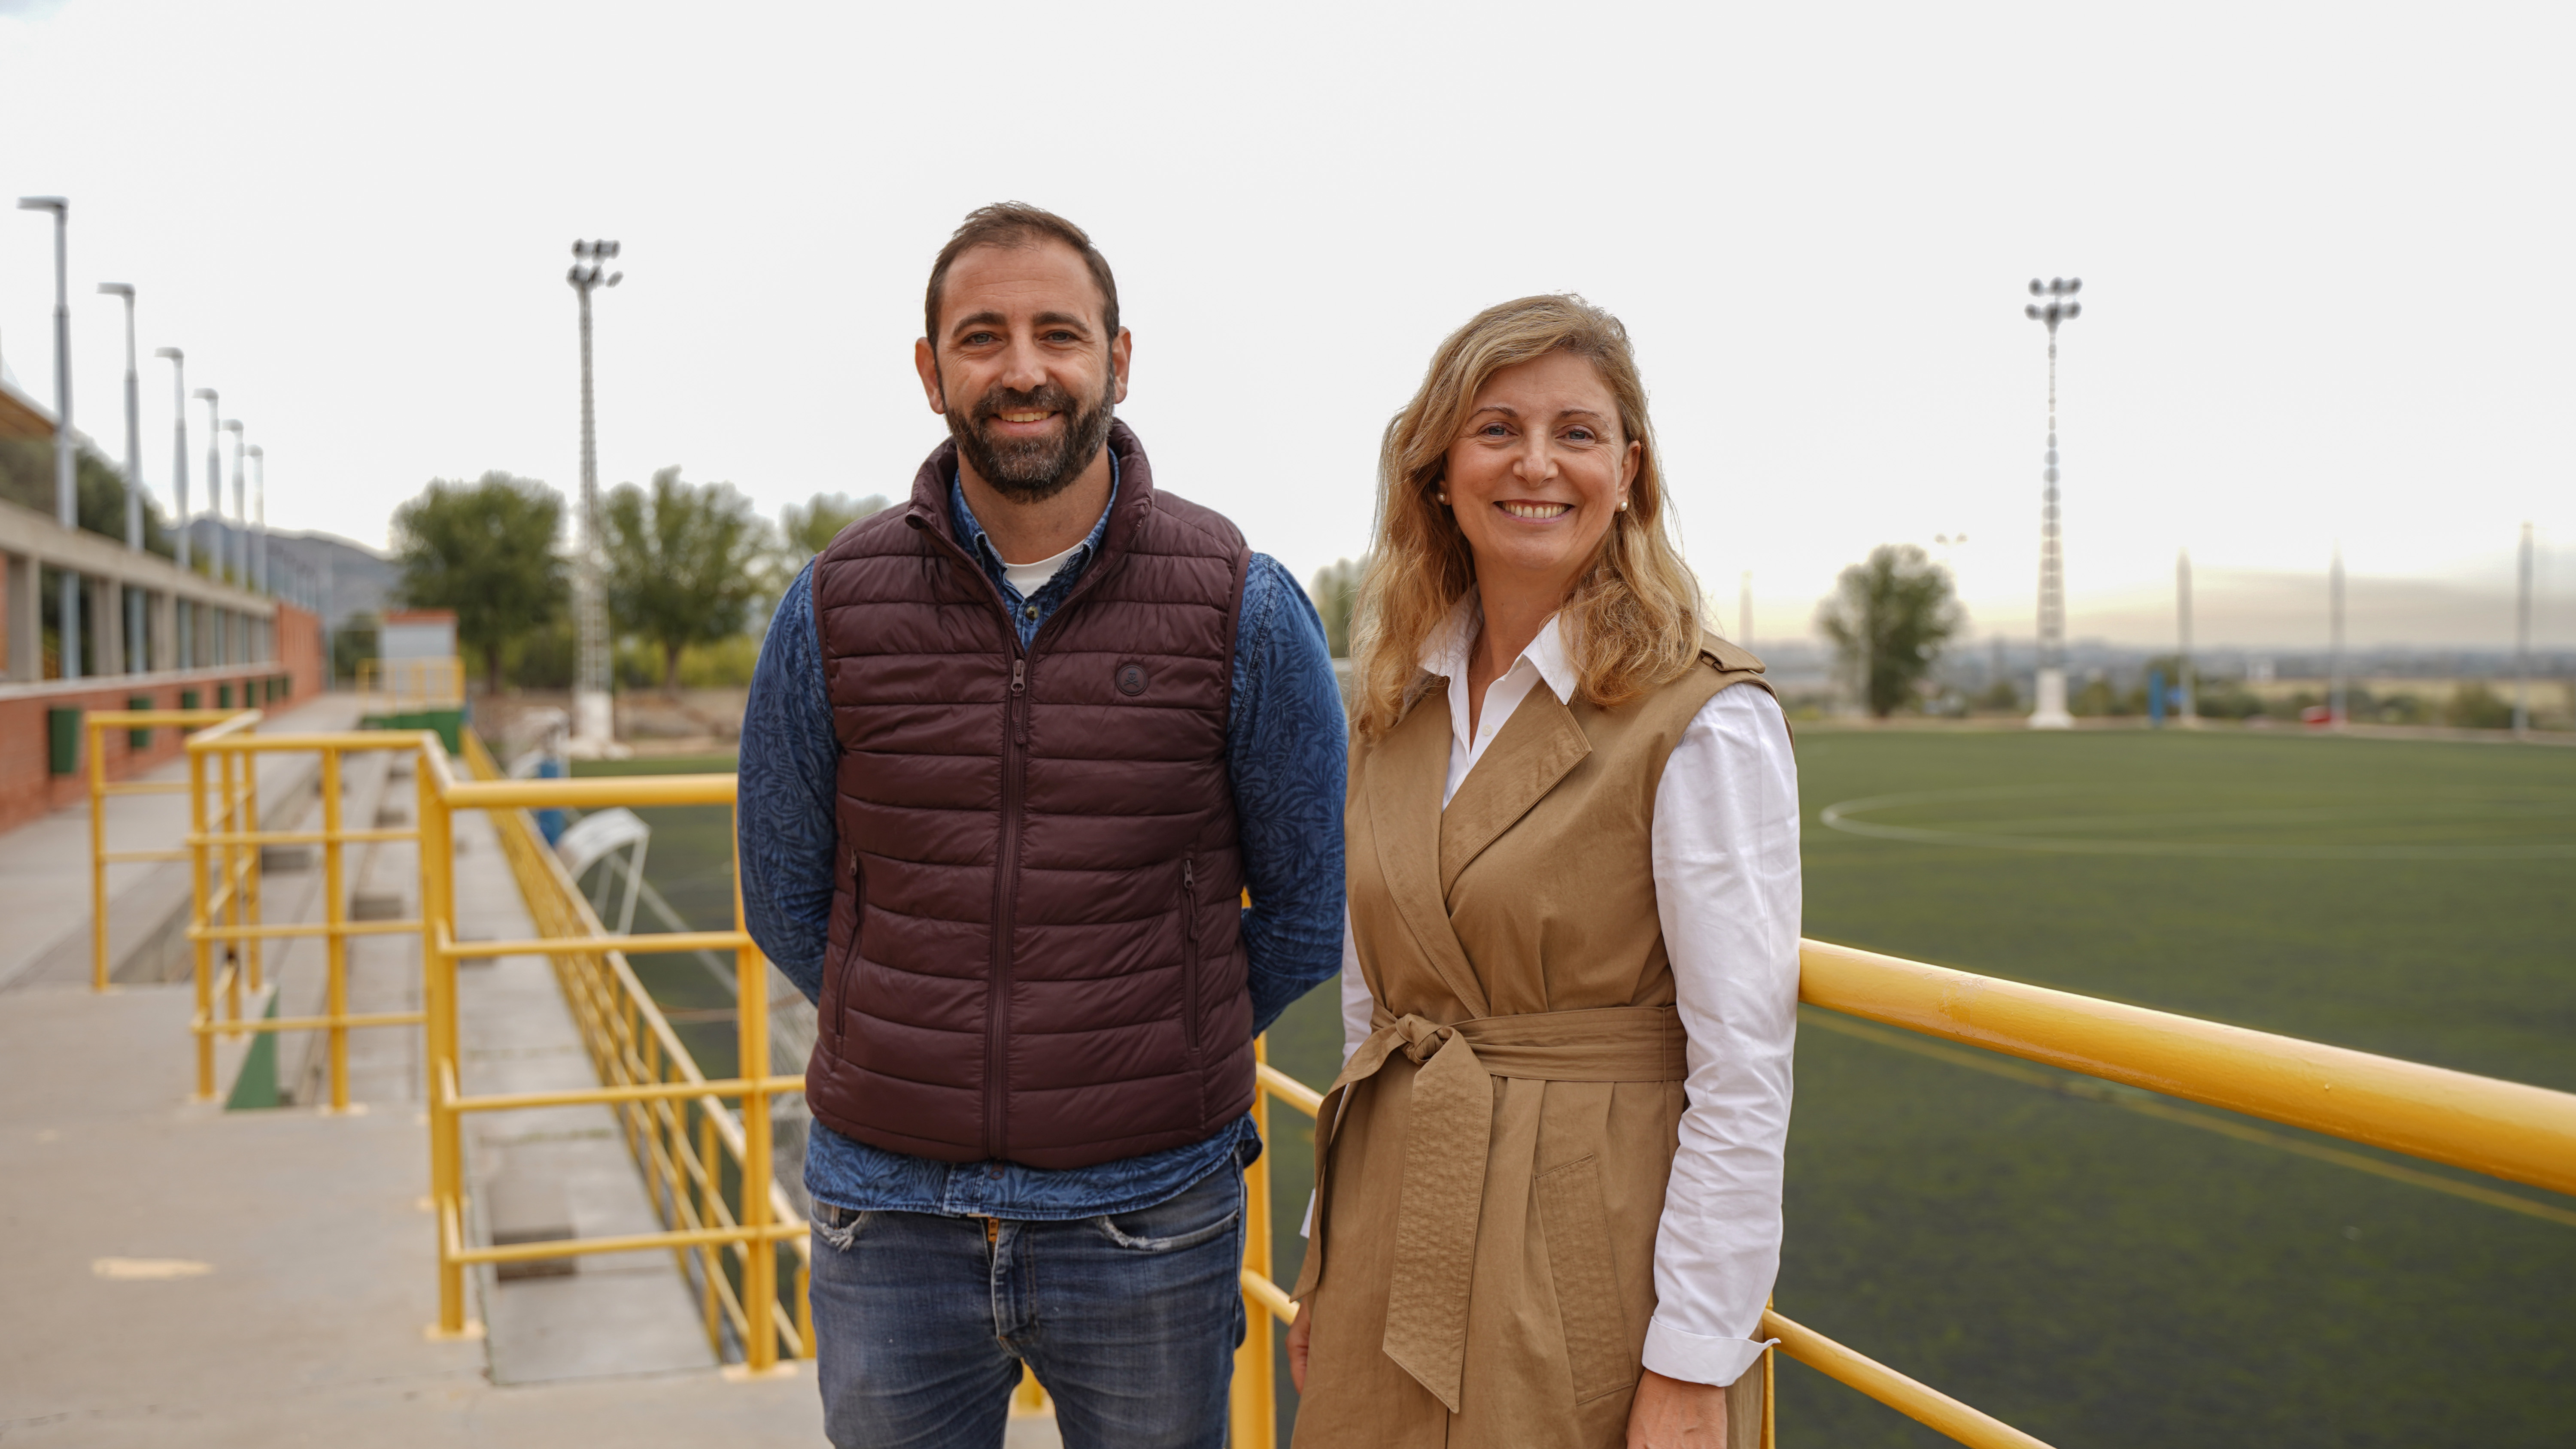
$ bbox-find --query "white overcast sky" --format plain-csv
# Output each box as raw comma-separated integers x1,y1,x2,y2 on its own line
3,0,2570,650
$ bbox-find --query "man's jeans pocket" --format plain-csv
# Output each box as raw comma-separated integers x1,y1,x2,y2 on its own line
813,1200,866,1253
1090,1168,1242,1253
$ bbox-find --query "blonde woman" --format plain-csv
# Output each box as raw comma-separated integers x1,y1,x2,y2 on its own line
1284,296,1799,1449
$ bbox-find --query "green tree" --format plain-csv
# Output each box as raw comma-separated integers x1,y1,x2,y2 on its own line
390,473,566,693
1309,557,1366,658
0,439,177,559
2446,681,2516,730
1817,544,1962,718
603,467,769,692
778,491,890,570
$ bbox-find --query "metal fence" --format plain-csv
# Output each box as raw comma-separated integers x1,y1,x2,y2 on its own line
176,718,433,1108
416,737,806,1369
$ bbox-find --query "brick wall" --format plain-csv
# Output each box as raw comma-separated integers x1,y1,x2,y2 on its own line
0,603,326,835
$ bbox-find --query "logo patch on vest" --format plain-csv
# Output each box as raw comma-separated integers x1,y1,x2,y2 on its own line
1115,663,1149,697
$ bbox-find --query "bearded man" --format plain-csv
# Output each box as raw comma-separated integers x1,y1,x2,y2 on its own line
738,202,1346,1449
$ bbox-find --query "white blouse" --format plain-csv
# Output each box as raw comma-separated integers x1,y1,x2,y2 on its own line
1324,604,1800,1390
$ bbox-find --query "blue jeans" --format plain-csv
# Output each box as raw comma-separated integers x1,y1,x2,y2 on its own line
809,1165,1246,1449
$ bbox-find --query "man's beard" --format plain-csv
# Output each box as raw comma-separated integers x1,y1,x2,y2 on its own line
948,377,1115,504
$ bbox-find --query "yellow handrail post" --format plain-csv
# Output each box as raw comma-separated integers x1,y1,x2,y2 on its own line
1761,1326,1777,1449
221,746,243,1027
1231,1037,1278,1449
243,747,263,993
419,738,473,1339
701,1110,723,1349
732,809,781,1374
320,748,350,1113
188,741,215,1100
87,716,110,992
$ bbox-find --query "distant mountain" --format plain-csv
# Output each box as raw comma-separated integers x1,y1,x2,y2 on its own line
186,519,398,630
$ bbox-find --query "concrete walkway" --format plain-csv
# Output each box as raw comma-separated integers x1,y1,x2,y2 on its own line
0,722,830,1446
0,978,824,1446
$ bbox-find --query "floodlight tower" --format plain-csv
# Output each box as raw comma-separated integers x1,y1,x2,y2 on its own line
568,239,623,753
2024,277,2082,728
19,197,79,678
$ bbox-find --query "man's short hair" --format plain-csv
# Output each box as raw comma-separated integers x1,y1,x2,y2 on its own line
924,202,1121,343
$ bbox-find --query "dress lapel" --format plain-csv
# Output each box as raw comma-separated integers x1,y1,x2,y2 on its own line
1367,678,1492,1019
1438,686,1591,899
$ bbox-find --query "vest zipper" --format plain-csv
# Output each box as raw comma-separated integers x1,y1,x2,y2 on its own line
991,654,1029,1158
1180,855,1201,1053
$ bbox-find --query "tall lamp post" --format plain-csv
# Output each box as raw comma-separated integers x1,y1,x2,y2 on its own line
100,282,143,673
222,420,246,591
248,444,266,596
568,239,623,753
19,196,79,679
193,387,222,578
158,349,189,666
2024,276,2082,729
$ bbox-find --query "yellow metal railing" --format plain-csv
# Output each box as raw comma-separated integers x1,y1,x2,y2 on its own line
1232,943,2576,1449
182,722,434,1109
417,737,805,1370
371,740,2576,1440
357,655,465,714
87,709,241,993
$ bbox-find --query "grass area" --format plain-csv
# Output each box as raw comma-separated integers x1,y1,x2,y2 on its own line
1771,730,2575,1446
577,733,2576,1445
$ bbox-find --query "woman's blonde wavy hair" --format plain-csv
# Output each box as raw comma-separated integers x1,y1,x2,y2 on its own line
1349,294,1702,738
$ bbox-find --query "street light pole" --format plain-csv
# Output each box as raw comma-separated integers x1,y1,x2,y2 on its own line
247,445,265,597
158,349,190,666
248,444,266,596
2023,277,2081,729
193,387,221,580
100,283,143,673
222,420,245,590
157,350,188,571
568,239,623,753
20,197,79,679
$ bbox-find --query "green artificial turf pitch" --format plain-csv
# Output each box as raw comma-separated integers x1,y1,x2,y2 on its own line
585,732,2576,1446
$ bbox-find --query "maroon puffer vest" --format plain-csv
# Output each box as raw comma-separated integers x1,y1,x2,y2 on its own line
805,421,1255,1170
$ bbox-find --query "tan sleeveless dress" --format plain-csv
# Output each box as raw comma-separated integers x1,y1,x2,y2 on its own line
1292,634,1772,1448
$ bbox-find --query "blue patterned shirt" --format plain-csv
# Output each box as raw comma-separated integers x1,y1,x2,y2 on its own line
739,465,1347,1219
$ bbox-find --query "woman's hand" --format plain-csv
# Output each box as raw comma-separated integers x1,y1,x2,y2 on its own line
1287,1301,1312,1392
1627,1369,1728,1449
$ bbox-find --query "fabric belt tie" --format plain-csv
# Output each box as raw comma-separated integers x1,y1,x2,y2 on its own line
1309,1004,1687,1413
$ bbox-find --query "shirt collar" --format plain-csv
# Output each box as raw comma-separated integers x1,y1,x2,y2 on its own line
1419,588,1579,703
947,452,1121,578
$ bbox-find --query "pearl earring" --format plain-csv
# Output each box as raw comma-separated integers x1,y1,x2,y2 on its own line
1436,491,1450,505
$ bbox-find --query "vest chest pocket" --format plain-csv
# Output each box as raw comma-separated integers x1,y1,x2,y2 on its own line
1534,1155,1638,1404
